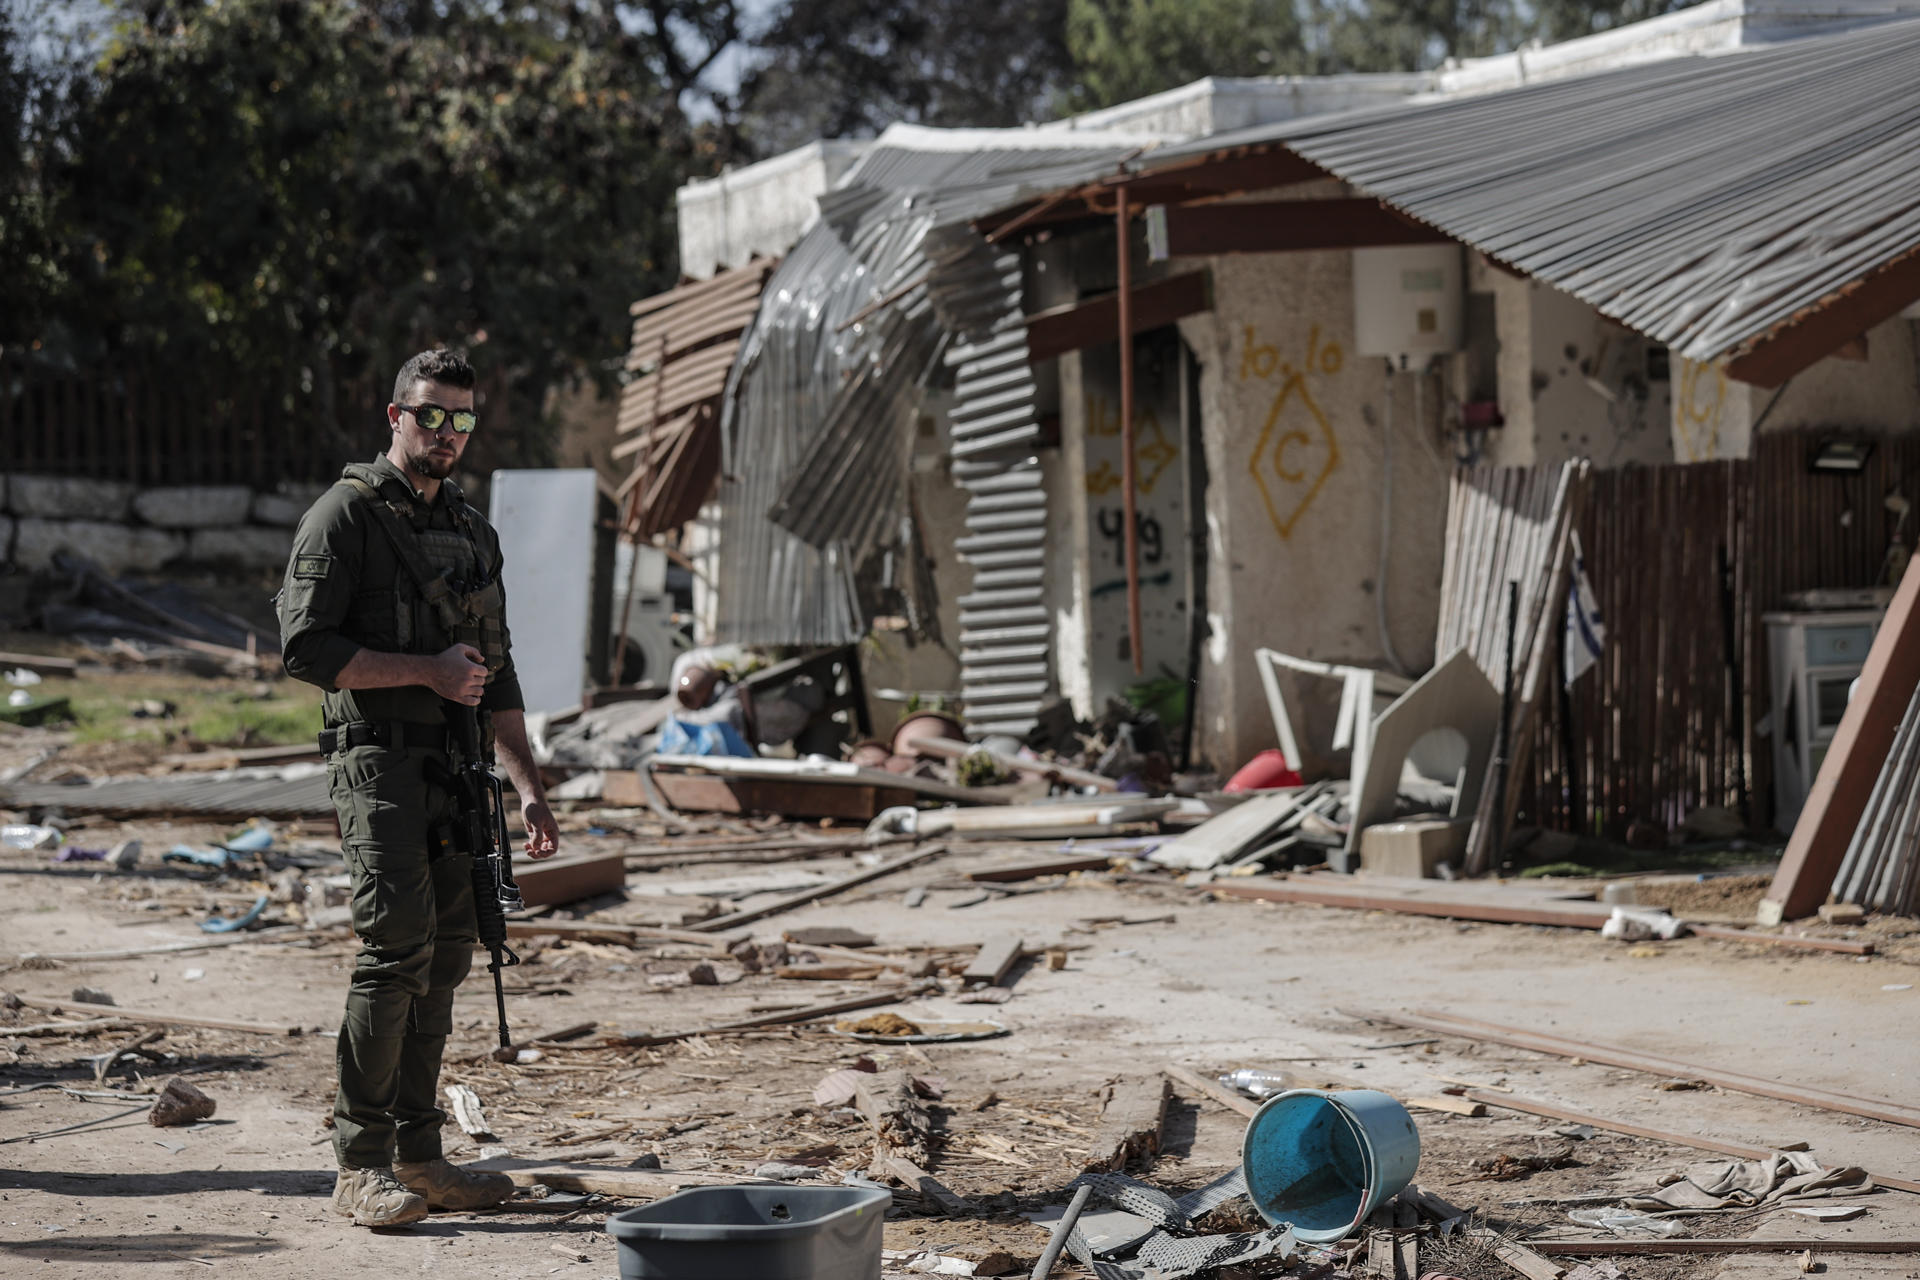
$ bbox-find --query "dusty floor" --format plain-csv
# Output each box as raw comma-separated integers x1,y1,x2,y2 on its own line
2,794,1917,1280
1,638,1917,1280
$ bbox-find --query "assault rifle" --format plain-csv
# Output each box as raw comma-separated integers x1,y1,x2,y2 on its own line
437,703,524,1055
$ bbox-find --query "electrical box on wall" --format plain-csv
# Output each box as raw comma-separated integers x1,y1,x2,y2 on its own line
1353,245,1464,364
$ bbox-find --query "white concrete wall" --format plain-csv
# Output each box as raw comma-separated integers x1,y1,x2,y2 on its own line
1176,251,1453,771
1526,282,1673,469
676,140,868,280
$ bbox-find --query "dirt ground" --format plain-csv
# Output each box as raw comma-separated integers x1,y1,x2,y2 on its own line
2,651,1918,1280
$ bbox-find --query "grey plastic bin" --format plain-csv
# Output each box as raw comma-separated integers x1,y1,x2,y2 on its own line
606,1184,890,1280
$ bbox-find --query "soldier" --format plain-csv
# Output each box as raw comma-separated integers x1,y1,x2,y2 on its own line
279,349,560,1227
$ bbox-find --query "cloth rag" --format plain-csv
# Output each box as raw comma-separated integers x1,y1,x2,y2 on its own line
1622,1153,1871,1212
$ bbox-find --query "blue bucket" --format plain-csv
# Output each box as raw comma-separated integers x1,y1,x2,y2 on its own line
1241,1089,1422,1243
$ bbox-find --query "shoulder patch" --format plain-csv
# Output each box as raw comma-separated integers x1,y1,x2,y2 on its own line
293,554,334,580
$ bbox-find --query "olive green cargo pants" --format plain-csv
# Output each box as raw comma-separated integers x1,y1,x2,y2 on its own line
328,743,476,1170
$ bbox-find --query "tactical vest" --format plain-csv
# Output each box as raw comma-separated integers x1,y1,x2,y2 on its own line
338,476,509,675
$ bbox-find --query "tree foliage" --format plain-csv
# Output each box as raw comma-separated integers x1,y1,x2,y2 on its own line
737,0,1075,154
1066,0,1307,109
6,0,746,464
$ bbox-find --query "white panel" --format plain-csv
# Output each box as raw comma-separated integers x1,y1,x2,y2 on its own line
1353,244,1465,363
489,469,599,715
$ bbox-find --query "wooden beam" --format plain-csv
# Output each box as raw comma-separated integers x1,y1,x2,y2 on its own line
473,1158,777,1198
1153,198,1451,256
1358,1008,1920,1130
1468,1090,1920,1195
1764,561,1920,922
1724,241,1920,387
1101,148,1328,204
13,995,302,1036
1535,1240,1920,1256
1162,1063,1261,1119
511,853,627,910
960,936,1024,986
686,845,948,932
1086,1074,1171,1171
1024,271,1212,363
608,983,935,1047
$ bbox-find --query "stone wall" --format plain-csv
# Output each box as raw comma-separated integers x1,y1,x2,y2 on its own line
0,475,325,577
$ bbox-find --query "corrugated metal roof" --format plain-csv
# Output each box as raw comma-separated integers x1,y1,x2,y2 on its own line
2,767,332,821
712,128,1147,651
1138,19,1920,363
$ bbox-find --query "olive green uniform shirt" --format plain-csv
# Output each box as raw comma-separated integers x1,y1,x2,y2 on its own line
278,455,524,725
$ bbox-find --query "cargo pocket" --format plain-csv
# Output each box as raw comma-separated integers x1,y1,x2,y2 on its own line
332,746,427,853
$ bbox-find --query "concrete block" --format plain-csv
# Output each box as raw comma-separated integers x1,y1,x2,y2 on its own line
133,485,254,529
9,475,135,521
250,492,313,526
1359,818,1472,879
12,518,185,574
186,525,293,569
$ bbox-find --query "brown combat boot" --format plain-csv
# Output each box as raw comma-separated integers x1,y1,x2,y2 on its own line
393,1158,515,1210
332,1166,429,1227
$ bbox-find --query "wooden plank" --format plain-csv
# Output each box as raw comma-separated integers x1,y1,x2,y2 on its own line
1766,556,1920,922
1363,1009,1920,1131
0,651,78,678
968,855,1117,882
687,846,948,932
1162,1063,1261,1119
856,1069,931,1164
1158,199,1449,256
471,1158,777,1199
609,983,934,1047
782,926,875,947
14,995,301,1036
1152,789,1322,870
1487,1233,1565,1280
503,918,738,950
877,1152,975,1215
961,936,1024,986
1214,879,1617,929
774,964,886,981
1686,924,1873,955
1468,1090,1920,1196
1086,1075,1171,1171
511,853,627,910
1536,1239,1920,1256
1025,271,1213,364
1406,1095,1487,1117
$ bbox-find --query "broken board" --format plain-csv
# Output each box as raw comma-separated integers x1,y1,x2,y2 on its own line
1150,788,1320,870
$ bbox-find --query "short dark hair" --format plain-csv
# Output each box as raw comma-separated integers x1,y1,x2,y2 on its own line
393,349,476,404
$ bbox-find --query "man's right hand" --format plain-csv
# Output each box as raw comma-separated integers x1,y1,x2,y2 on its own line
428,643,488,705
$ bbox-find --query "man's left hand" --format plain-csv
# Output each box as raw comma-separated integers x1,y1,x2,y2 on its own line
521,801,559,860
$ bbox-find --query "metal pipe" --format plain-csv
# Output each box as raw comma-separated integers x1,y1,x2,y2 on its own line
1117,184,1143,675
1031,1183,1093,1279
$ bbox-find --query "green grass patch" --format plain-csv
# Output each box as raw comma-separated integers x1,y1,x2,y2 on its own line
55,674,324,748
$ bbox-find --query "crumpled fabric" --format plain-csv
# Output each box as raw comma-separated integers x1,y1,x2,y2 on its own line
1621,1153,1872,1212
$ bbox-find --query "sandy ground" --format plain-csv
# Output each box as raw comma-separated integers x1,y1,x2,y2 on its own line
2,801,1917,1280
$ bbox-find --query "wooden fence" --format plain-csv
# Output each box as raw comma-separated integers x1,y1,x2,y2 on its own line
1522,429,1920,839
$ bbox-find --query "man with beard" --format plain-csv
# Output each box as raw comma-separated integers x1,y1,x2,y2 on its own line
279,349,560,1227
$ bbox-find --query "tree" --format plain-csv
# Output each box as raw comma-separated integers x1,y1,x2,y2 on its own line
1065,0,1307,110
739,0,1075,155
19,0,747,468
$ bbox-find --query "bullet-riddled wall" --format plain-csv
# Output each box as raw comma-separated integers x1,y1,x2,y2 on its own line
1671,314,1920,462
1175,250,1455,772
